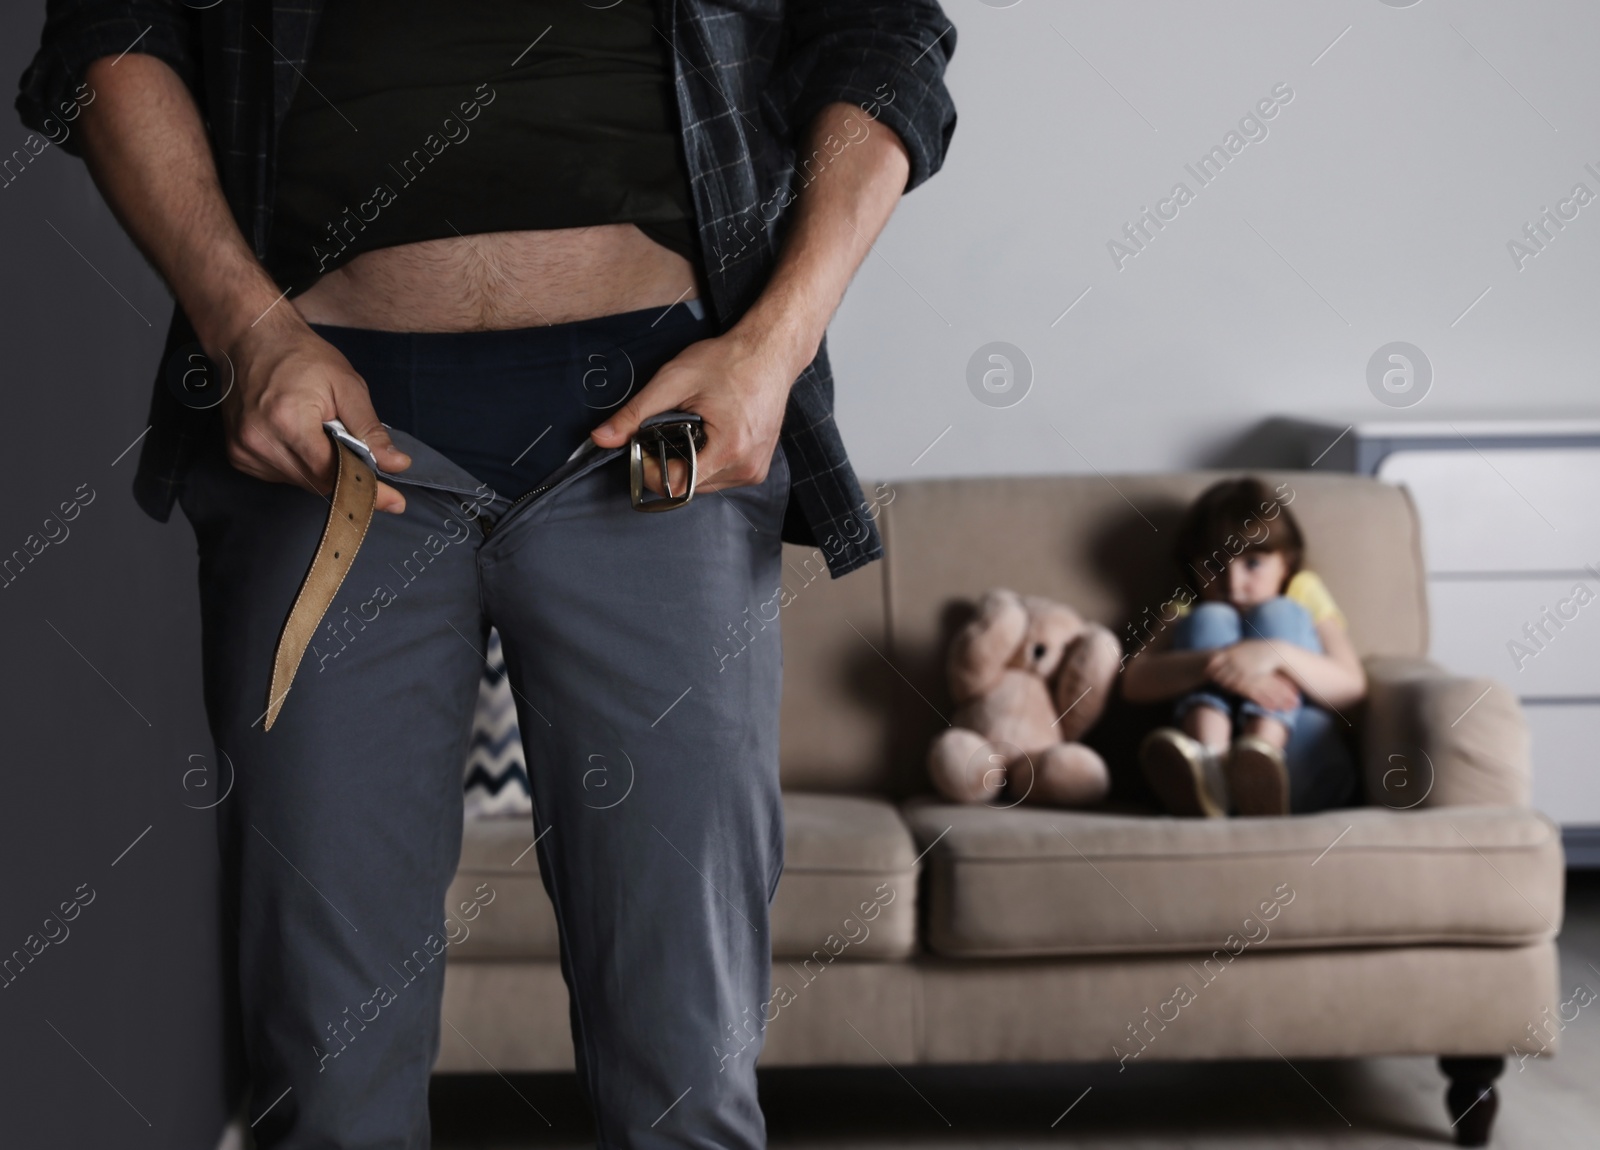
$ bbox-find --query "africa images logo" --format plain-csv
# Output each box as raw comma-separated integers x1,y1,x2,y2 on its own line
966,342,1033,408
1365,342,1432,408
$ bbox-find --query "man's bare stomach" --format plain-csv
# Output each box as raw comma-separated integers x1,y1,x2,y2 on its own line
290,223,700,332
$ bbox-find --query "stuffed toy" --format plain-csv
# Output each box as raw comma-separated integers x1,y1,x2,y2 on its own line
928,588,1121,806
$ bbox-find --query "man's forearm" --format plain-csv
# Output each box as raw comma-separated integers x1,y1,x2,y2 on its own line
76,52,412,509
78,54,296,357
730,101,911,376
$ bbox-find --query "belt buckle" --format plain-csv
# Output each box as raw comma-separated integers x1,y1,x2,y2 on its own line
629,418,707,512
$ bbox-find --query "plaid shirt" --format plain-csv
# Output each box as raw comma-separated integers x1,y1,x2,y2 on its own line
17,0,956,577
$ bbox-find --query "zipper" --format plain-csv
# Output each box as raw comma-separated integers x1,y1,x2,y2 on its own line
480,442,622,539
483,477,558,538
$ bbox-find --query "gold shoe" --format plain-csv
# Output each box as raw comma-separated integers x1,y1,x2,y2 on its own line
1226,735,1289,816
1139,728,1226,818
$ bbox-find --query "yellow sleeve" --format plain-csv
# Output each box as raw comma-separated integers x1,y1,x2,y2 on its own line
1285,570,1345,628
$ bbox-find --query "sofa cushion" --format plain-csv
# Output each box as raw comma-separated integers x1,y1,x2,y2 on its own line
445,818,560,961
902,801,1563,958
770,793,920,961
776,543,898,793
447,793,920,961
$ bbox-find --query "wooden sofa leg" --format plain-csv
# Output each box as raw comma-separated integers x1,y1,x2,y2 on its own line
1440,1056,1504,1147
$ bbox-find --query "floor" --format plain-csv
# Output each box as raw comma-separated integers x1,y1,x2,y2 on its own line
428,871,1600,1149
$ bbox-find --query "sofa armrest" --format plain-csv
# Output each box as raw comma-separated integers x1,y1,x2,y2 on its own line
1361,656,1532,809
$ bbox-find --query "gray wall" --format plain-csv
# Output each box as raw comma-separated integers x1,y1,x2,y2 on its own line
0,31,233,1150
830,0,1600,480
2,0,1596,1146
0,9,231,1150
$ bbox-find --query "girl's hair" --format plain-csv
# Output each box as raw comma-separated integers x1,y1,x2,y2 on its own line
1175,476,1304,590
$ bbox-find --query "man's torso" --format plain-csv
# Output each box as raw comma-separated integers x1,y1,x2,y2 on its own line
292,223,698,331
280,0,701,331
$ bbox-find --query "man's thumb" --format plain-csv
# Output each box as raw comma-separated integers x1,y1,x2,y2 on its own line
335,384,410,471
591,392,659,448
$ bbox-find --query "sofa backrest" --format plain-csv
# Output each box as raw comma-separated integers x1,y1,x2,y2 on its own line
778,470,1429,797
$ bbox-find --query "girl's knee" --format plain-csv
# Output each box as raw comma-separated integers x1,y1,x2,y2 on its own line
1174,600,1242,649
1246,596,1313,640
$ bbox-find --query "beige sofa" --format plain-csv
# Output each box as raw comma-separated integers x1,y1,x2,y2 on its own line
435,470,1565,1146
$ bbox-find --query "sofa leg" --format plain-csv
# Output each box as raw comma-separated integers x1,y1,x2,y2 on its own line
1440,1056,1504,1147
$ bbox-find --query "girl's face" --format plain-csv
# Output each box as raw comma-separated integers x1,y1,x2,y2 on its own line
1199,549,1291,609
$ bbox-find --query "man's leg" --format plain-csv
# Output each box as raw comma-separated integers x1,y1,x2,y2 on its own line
480,443,791,1149
180,429,490,1148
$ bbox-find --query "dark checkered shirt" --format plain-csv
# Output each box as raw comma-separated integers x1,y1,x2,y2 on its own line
17,0,957,577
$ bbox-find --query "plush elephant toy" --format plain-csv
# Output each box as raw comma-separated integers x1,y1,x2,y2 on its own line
928,588,1122,806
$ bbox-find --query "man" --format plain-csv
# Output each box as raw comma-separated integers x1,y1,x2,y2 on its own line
18,1,955,1145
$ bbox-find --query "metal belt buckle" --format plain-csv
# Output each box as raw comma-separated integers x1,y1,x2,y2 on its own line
629,418,707,512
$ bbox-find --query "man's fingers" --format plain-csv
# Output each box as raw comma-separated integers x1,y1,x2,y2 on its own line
248,418,336,497
332,376,411,472
375,479,407,515
328,374,408,512
592,388,660,449
265,426,407,515
680,421,779,492
597,365,703,494
638,453,692,498
635,431,771,497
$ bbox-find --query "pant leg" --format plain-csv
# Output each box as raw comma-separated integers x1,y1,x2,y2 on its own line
1235,596,1319,728
1239,595,1321,652
180,427,491,1148
479,442,791,1150
1282,704,1360,812
1168,600,1241,723
1237,597,1358,811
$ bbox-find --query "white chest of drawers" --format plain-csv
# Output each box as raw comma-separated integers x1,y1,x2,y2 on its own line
1298,418,1600,866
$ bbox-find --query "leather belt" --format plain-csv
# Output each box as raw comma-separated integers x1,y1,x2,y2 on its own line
264,429,378,731
263,413,705,731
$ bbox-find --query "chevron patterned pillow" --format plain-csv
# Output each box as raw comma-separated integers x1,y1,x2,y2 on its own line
463,628,534,818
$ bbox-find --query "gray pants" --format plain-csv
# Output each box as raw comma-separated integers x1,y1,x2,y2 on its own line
180,417,789,1148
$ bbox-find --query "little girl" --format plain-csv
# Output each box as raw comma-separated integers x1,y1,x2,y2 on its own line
1121,477,1366,817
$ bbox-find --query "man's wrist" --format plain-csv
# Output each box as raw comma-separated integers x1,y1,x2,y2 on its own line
727,282,827,383
195,275,308,364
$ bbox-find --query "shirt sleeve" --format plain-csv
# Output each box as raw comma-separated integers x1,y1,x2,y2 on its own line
1286,570,1346,629
777,0,958,193
15,0,201,159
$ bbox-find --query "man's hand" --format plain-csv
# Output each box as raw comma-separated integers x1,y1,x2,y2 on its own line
589,324,794,494
221,313,412,513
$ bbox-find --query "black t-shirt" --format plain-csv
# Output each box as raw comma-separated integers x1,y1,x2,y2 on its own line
267,0,698,294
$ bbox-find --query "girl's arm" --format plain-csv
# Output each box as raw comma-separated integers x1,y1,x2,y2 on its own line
1121,626,1301,712
1208,619,1367,711
1283,618,1367,708
1119,643,1215,703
